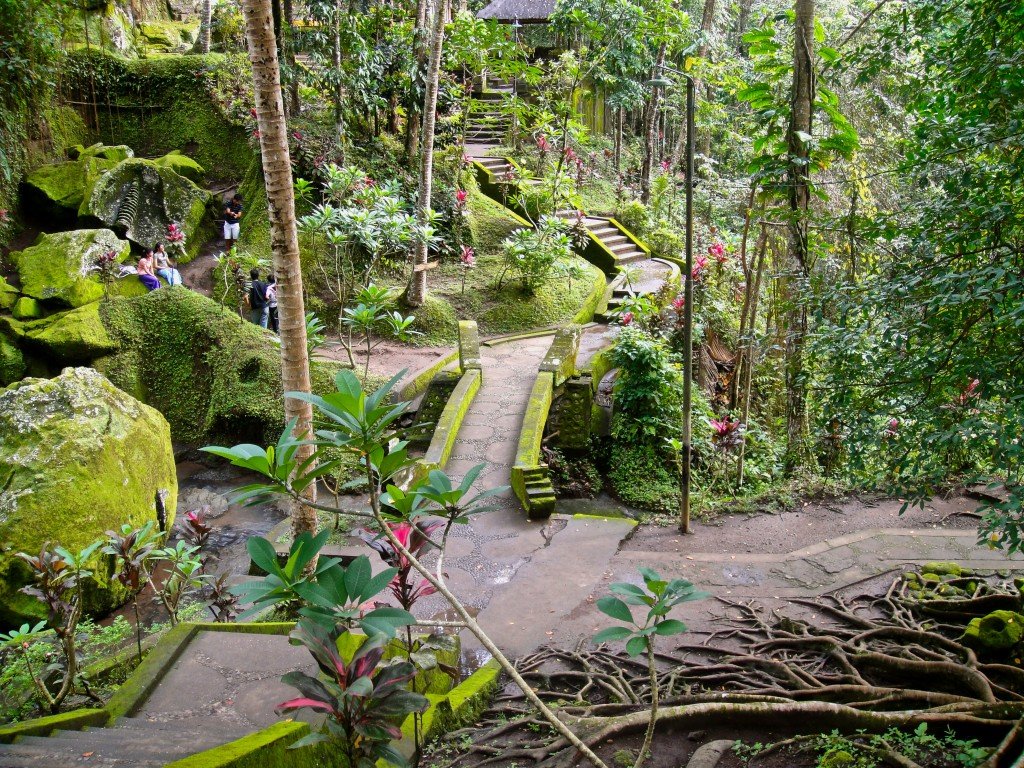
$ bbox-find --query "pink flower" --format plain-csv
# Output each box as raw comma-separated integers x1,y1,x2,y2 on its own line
671,295,685,311
621,312,634,326
564,146,577,162
691,253,709,281
291,131,303,141
455,189,468,207
883,418,899,438
710,416,744,452
167,222,185,243
536,134,550,152
660,160,670,172
709,241,727,263
460,245,475,266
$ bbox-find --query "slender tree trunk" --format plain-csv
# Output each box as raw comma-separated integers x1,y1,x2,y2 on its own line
783,0,815,472
283,0,299,115
332,0,344,139
406,0,429,164
198,0,213,53
240,0,318,538
695,0,717,167
406,0,446,307
640,42,667,204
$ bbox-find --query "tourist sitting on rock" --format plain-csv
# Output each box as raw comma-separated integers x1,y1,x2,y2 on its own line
154,244,183,286
266,273,279,333
137,250,161,291
248,268,269,328
224,194,243,250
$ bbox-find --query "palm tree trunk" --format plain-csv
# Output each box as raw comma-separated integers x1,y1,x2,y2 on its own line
198,0,212,53
240,0,318,537
784,0,815,472
406,0,447,307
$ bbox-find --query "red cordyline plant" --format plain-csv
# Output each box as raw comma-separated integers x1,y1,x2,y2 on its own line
360,521,443,612
276,620,428,766
709,241,727,264
455,188,468,209
710,416,745,453
692,253,710,281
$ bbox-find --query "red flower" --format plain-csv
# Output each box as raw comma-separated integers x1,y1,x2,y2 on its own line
460,245,475,266
249,108,257,118
252,130,261,139
671,295,685,311
883,418,900,438
692,253,709,281
710,416,744,451
709,241,727,263
621,312,634,326
536,134,550,152
455,189,468,207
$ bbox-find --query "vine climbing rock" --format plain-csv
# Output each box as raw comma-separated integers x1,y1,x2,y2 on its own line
11,229,132,308
86,158,211,259
0,367,177,626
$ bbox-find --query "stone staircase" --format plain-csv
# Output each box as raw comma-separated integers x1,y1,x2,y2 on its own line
466,81,513,145
0,717,251,767
553,211,648,269
472,154,516,180
516,464,557,519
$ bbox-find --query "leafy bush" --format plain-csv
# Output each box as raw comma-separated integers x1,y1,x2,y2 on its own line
610,326,683,443
615,200,650,237
607,440,679,514
499,215,573,294
647,228,684,260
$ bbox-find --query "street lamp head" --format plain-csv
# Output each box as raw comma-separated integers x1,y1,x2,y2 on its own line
646,76,674,89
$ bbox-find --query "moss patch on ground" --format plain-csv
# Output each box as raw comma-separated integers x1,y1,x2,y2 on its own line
96,289,341,446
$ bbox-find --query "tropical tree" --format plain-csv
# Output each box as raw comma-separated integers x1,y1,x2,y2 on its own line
240,0,317,537
406,0,448,307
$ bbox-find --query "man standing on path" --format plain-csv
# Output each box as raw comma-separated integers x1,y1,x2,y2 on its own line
248,268,269,328
223,194,243,250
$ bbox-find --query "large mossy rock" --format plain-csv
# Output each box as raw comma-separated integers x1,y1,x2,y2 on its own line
22,302,118,363
23,154,124,222
153,150,205,183
0,367,177,626
13,229,131,309
0,334,25,386
95,289,341,445
86,158,210,260
0,276,17,310
136,20,198,51
69,143,134,163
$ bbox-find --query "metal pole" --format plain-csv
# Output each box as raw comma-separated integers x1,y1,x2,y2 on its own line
680,75,695,535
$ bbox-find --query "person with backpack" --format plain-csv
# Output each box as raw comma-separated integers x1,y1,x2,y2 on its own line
266,273,279,333
248,268,269,328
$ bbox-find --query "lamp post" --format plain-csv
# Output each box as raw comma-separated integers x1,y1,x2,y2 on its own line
648,67,695,534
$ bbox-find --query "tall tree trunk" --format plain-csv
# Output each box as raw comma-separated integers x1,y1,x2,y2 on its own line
640,42,667,205
332,0,344,139
240,0,317,538
198,0,213,53
695,0,717,167
406,0,430,164
735,0,753,54
283,0,299,115
406,0,447,307
783,0,815,472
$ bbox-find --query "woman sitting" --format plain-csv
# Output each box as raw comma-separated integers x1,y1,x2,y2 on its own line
137,250,161,291
154,244,183,286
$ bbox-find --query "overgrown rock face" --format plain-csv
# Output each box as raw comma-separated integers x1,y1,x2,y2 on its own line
86,158,210,259
23,156,122,222
0,367,177,626
22,302,119,362
0,334,25,386
12,229,131,309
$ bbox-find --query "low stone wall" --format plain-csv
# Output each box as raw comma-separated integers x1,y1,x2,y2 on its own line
510,370,555,518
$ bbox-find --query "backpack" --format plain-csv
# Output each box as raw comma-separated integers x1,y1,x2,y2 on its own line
249,280,267,309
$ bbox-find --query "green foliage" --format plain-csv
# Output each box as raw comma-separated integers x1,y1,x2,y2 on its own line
610,326,683,443
615,201,650,238
593,568,706,656
606,440,679,514
807,725,989,768
500,215,574,294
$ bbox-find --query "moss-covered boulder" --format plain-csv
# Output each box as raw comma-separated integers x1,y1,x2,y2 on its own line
13,229,131,309
69,143,134,163
22,155,121,222
85,158,210,260
0,334,25,386
96,289,341,445
22,302,118,363
11,297,42,320
0,277,17,310
0,367,177,626
153,150,205,183
136,20,199,51
962,610,1024,651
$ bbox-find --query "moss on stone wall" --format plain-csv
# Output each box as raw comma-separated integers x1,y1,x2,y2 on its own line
96,289,340,446
63,51,255,181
